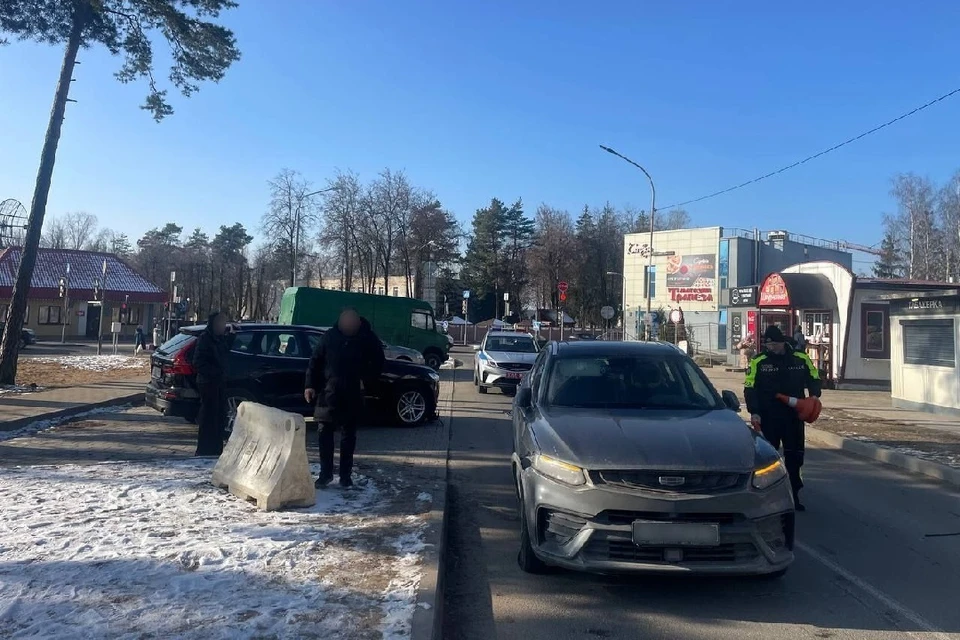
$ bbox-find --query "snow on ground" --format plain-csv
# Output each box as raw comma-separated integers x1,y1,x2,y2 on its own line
0,383,41,396
0,459,427,639
0,405,130,443
30,355,146,372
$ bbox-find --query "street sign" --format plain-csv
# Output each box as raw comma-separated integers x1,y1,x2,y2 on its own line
728,286,758,307
557,281,568,293
559,292,567,302
532,321,541,331
669,309,684,324
601,305,615,320
503,292,509,301
462,290,470,299
441,320,449,331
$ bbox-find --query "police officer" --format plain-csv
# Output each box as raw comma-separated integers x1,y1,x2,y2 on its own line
744,325,821,511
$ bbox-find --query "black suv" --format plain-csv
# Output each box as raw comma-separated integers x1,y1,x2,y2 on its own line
145,323,441,427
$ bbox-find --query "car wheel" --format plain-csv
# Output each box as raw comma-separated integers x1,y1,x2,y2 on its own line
478,384,488,394
225,388,257,434
517,492,548,574
473,369,479,386
394,385,430,426
424,350,443,370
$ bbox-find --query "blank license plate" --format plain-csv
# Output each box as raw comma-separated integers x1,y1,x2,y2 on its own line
505,372,522,379
151,366,162,379
632,521,719,547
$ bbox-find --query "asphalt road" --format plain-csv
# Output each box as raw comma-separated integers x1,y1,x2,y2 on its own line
442,354,960,640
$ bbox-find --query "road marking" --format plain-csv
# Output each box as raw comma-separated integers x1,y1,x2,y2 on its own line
797,541,951,640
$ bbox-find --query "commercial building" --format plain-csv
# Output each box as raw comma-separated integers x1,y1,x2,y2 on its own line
736,261,960,389
887,292,960,415
314,275,412,298
622,227,853,355
0,248,167,340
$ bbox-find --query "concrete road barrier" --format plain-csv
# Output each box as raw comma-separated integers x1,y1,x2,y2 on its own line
211,402,316,511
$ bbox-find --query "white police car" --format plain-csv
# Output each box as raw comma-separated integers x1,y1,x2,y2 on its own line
473,331,540,395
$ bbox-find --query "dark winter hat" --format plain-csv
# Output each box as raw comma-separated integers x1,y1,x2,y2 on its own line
763,325,786,343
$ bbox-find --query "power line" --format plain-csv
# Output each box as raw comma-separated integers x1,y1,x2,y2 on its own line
661,85,960,210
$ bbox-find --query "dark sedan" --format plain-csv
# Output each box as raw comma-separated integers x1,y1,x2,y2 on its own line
0,321,36,349
511,340,794,577
145,323,441,427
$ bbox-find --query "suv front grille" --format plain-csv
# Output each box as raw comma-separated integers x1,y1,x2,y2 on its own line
499,362,532,372
594,511,742,526
583,539,759,564
593,470,749,494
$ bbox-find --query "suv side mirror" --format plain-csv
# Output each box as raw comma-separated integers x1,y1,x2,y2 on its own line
516,386,532,409
721,390,741,412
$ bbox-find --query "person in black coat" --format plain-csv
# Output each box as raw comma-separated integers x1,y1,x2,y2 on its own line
304,308,385,488
192,311,236,456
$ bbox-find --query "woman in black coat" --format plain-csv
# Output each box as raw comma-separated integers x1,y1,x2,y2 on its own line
192,312,236,456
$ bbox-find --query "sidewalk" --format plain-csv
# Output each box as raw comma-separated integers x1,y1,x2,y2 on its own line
703,367,960,477
0,379,146,432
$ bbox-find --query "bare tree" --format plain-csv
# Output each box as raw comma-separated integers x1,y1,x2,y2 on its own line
528,205,575,309
319,171,363,290
40,214,69,249
63,211,98,249
937,172,960,282
890,174,940,280
367,169,413,294
261,169,320,288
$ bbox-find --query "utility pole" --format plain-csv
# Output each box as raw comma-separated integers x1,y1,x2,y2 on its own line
59,262,70,344
600,145,657,340
167,271,176,344
292,187,337,287
96,258,107,356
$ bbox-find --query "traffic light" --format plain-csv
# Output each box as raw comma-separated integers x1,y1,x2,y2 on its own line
58,278,66,299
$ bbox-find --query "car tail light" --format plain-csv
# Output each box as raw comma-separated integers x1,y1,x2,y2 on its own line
163,341,196,376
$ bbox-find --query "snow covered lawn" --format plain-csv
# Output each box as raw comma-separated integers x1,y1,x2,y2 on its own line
0,459,430,639
30,355,147,372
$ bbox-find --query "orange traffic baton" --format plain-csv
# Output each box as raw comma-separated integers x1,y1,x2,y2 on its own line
775,393,822,423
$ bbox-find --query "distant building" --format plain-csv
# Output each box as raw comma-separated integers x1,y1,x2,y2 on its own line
0,248,166,339
622,227,854,357
312,275,412,299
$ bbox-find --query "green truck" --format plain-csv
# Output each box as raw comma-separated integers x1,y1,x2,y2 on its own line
278,287,449,369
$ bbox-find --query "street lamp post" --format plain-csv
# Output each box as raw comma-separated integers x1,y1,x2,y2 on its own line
600,145,657,339
293,186,338,287
60,262,70,344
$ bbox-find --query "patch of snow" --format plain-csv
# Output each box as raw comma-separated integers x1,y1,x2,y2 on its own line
0,383,42,396
30,355,146,372
0,404,131,443
0,459,426,638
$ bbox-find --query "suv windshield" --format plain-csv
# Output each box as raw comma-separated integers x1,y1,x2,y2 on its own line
485,336,537,353
546,355,723,410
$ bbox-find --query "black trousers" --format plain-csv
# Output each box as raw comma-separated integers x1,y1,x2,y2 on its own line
196,382,226,457
761,417,805,495
319,419,358,482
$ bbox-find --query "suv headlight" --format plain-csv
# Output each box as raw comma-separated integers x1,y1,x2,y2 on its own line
752,460,787,490
532,454,586,486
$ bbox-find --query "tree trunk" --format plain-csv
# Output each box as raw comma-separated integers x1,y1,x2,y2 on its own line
0,10,85,385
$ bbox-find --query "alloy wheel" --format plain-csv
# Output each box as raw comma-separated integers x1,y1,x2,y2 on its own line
397,389,427,424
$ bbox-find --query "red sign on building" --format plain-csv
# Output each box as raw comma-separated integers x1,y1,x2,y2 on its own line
759,273,790,307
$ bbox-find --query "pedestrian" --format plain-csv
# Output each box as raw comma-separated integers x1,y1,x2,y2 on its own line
743,325,822,511
793,325,806,352
192,311,236,457
134,325,147,355
304,307,385,488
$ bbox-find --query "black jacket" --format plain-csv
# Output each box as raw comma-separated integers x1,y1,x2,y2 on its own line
192,319,236,385
305,319,385,422
744,345,821,422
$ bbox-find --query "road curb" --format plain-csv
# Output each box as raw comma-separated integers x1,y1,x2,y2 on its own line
807,426,960,488
410,363,455,640
0,393,144,433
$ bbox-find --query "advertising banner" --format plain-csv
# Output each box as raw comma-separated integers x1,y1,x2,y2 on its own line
666,253,716,303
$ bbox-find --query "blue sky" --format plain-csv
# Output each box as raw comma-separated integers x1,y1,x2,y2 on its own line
2,0,960,272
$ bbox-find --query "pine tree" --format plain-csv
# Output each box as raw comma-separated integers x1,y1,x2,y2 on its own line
873,230,904,279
